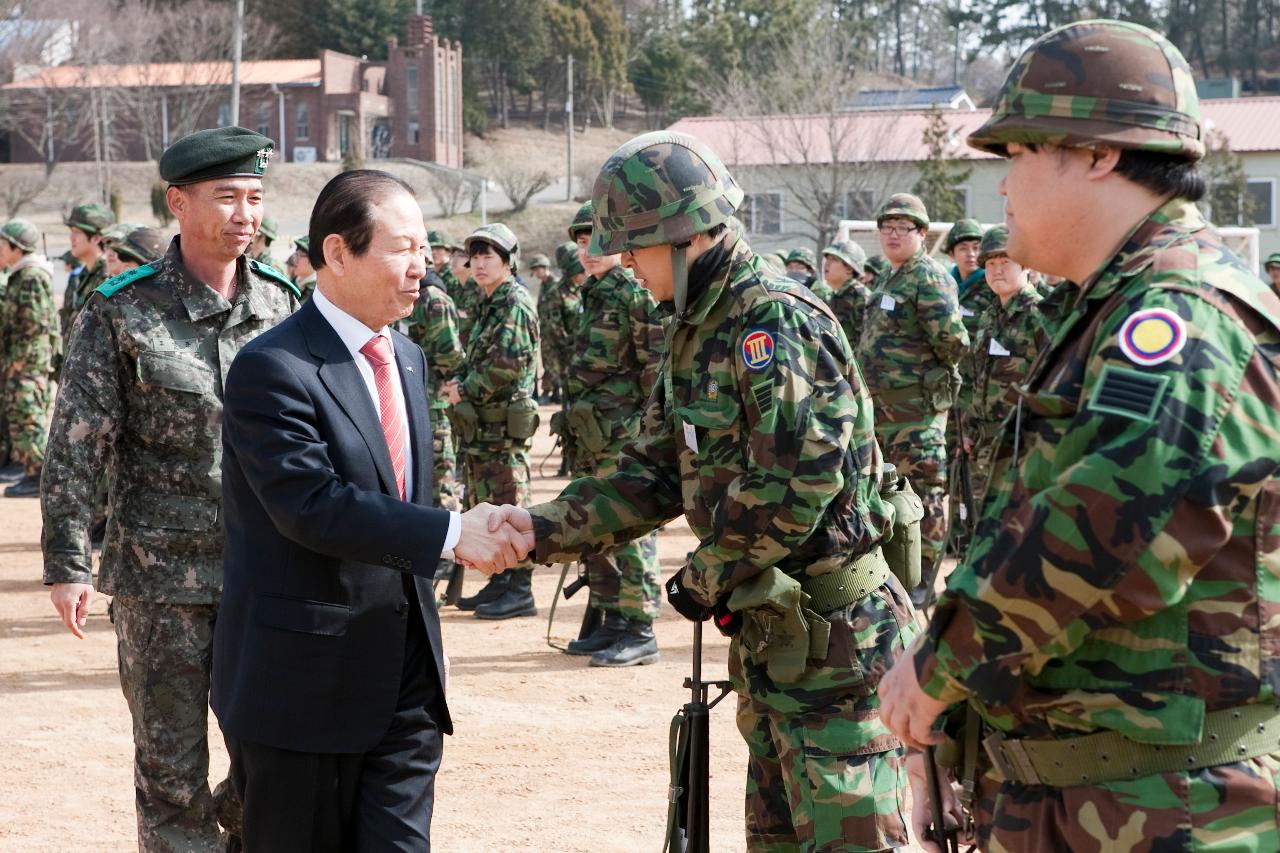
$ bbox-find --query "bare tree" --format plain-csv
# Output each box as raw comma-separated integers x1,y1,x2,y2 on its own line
491,152,554,213
714,27,911,249
0,169,50,217
428,171,480,218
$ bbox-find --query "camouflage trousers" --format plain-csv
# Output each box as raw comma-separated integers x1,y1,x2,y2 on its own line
874,406,948,574
431,412,460,512
461,445,532,570
970,754,1280,852
4,372,51,475
576,448,661,622
112,597,238,852
729,574,918,852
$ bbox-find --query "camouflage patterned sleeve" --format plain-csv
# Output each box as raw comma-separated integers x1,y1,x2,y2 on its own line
423,289,465,378
530,378,684,561
916,267,970,367
40,303,125,585
457,300,536,405
630,289,666,395
685,298,862,603
914,287,1264,707
3,271,58,376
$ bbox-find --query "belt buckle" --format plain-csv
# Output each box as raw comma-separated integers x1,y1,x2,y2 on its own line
982,730,1042,786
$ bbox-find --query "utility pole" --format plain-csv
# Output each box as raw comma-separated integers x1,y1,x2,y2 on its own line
566,54,574,202
230,0,244,125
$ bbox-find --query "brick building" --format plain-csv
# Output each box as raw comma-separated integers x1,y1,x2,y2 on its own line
0,14,462,167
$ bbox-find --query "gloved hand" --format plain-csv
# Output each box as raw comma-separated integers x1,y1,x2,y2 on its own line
665,572,710,622
712,600,742,637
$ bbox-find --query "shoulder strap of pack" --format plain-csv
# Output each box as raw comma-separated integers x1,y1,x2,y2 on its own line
95,263,157,298
249,258,302,299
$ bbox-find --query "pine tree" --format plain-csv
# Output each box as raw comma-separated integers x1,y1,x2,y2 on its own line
912,107,972,224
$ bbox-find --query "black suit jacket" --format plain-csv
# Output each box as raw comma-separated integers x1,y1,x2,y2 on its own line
213,298,453,754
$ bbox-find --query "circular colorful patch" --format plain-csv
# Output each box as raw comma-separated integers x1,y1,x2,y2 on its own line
741,329,775,371
1118,307,1186,367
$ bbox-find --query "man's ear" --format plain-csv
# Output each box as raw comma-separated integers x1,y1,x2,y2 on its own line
322,233,348,276
1084,146,1123,182
165,186,186,223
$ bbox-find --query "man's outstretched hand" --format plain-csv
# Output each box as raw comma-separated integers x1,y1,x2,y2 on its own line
455,503,534,575
485,505,535,558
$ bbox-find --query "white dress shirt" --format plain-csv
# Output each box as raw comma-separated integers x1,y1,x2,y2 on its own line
312,288,460,549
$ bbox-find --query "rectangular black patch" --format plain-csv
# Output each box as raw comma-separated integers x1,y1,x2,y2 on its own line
1087,364,1169,422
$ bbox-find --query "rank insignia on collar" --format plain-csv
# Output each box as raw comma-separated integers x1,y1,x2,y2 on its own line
741,329,775,371
1118,308,1186,367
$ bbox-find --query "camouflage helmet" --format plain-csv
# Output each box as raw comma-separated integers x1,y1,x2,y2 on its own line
561,253,585,278
555,240,579,271
528,253,552,269
865,255,891,279
785,247,817,273
257,215,278,241
1266,252,1280,271
968,19,1204,161
293,235,310,253
588,131,744,257
875,193,929,230
100,222,134,247
64,202,115,236
427,229,452,250
944,218,983,252
822,239,867,274
114,226,167,265
1,219,40,253
465,223,519,271
568,201,594,241
978,225,1011,267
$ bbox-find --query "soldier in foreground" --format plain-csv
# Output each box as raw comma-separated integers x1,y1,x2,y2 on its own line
823,239,871,348
0,219,60,498
879,20,1280,852
443,224,541,619
858,194,968,597
497,131,916,851
40,127,299,851
58,203,115,336
558,201,666,666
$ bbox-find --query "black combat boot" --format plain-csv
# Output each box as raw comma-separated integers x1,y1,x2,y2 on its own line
456,573,510,611
474,568,537,620
0,460,22,482
4,469,40,498
564,611,627,656
590,618,659,667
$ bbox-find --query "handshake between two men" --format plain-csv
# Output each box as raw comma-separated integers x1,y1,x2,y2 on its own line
451,503,537,576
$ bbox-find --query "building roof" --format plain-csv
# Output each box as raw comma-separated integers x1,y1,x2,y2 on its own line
847,85,972,110
668,97,1280,165
5,59,322,89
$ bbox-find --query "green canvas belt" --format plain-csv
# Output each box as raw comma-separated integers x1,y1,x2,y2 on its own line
476,407,508,424
800,548,891,614
983,703,1280,787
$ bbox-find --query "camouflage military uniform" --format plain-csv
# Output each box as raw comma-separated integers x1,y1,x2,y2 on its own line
41,238,298,850
907,20,1280,852
441,264,482,346
565,263,666,623
401,270,465,514
830,279,871,352
536,273,567,400
959,284,1046,509
453,272,539,538
858,236,968,574
1,252,60,477
530,131,915,851
63,255,109,335
953,267,994,338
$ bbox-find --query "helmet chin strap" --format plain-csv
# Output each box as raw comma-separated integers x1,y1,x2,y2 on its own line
671,242,690,317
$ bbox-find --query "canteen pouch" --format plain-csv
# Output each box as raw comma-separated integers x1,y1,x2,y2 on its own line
879,468,924,588
506,396,540,440
728,567,831,684
922,365,961,413
567,401,609,454
452,400,479,444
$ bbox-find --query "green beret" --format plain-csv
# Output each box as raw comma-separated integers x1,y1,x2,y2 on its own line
64,203,115,236
1265,252,1280,270
160,126,275,186
258,215,278,241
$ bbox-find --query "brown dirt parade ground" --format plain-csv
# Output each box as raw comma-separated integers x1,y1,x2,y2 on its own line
0,407,928,851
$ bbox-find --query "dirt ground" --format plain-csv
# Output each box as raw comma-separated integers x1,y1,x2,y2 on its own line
0,409,927,852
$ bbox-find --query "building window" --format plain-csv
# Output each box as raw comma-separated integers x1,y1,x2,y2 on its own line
295,102,310,140
839,190,877,220
255,104,270,138
406,66,419,117
217,102,230,127
741,192,783,235
1214,178,1275,227
1248,179,1275,227
408,121,420,145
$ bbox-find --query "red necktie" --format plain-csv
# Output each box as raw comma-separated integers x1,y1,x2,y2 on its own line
359,335,407,500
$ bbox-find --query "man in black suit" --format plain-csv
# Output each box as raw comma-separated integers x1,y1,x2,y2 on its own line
213,169,531,851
